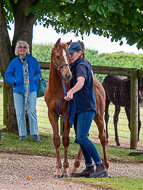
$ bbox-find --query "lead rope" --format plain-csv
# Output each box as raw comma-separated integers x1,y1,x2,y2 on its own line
57,77,76,128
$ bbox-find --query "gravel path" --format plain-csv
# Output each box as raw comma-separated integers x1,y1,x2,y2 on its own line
0,152,143,190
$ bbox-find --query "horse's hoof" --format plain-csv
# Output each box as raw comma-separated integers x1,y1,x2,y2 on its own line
69,172,75,177
54,174,62,178
117,143,121,147
62,174,68,178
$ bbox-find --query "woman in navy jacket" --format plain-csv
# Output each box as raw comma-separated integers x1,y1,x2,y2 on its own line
65,42,108,178
5,40,41,142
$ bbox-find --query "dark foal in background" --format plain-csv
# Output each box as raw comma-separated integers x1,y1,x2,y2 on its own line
102,75,142,147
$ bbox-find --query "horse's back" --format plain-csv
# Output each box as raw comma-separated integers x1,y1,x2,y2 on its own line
102,75,130,106
93,76,105,120
93,76,105,101
102,75,125,88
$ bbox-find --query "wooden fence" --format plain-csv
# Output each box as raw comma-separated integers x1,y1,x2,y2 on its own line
3,62,143,150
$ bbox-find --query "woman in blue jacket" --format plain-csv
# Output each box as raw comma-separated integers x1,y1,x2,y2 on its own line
4,40,41,142
64,42,108,178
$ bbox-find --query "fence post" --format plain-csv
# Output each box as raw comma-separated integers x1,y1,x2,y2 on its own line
130,68,138,150
3,82,8,125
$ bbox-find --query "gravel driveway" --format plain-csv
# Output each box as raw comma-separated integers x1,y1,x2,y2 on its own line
0,151,143,190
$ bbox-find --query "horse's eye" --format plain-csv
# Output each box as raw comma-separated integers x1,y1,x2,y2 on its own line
56,55,60,59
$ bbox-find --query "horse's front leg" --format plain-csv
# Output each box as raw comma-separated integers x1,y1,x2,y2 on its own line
48,111,62,178
62,118,70,178
95,116,109,171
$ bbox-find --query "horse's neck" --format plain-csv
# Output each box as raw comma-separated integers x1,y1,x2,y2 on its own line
48,63,63,92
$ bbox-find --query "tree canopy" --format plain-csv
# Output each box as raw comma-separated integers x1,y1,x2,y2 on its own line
3,0,143,49
1,0,143,131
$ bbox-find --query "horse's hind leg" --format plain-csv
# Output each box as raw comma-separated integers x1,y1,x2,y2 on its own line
70,147,83,176
94,115,109,171
105,95,110,145
114,105,121,146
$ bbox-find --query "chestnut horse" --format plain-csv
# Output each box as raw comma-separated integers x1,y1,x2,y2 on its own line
44,38,109,178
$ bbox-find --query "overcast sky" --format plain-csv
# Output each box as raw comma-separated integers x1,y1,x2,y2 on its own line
8,23,143,55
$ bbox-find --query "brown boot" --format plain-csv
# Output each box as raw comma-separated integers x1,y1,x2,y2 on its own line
72,165,94,178
89,163,108,178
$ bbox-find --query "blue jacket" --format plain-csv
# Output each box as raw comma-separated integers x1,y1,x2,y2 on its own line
4,55,41,93
70,58,96,113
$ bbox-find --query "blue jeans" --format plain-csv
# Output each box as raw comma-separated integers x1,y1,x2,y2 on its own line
74,111,101,166
13,91,38,136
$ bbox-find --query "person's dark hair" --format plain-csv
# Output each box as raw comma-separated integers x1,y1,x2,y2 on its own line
77,40,85,50
77,40,85,59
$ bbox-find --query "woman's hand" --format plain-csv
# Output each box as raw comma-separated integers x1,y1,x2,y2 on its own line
64,76,85,101
64,90,73,101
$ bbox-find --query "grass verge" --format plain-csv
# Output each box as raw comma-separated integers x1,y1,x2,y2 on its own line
0,132,143,162
66,177,143,190
0,132,143,190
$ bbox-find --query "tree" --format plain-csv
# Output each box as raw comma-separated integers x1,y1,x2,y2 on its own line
0,0,143,132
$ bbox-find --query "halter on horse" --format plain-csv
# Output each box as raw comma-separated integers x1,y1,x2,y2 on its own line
44,38,109,178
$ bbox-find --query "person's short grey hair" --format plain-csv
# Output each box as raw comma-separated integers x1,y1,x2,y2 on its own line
15,40,30,56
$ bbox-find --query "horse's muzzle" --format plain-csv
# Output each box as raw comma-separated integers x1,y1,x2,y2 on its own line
63,72,72,81
60,68,72,81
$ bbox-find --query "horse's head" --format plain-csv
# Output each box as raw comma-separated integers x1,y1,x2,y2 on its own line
52,38,72,81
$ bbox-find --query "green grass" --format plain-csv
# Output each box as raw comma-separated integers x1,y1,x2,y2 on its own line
66,177,143,190
0,132,143,162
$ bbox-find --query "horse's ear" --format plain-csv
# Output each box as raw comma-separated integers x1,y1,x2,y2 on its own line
55,38,61,47
65,40,72,49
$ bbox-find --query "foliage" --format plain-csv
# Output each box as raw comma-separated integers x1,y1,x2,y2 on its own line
32,44,53,62
2,0,143,49
32,43,143,83
32,44,143,69
0,73,2,80
27,0,143,49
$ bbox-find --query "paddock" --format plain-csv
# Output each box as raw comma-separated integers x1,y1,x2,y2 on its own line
36,95,143,150
1,65,143,151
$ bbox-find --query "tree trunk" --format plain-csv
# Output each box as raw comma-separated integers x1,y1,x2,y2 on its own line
0,0,37,133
